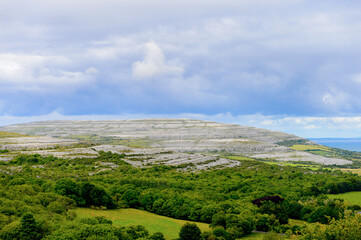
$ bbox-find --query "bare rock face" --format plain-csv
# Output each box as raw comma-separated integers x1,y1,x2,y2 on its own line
0,119,304,154
0,119,351,167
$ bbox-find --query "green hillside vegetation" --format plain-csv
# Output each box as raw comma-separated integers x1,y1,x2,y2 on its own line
0,144,361,240
0,150,360,239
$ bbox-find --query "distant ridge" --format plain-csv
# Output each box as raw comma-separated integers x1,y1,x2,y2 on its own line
0,119,305,154
0,119,352,166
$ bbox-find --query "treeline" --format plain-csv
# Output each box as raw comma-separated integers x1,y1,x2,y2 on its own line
1,152,361,239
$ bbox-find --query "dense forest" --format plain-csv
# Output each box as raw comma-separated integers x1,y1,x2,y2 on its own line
0,151,361,239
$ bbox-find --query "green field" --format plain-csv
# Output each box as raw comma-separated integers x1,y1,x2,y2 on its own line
263,161,329,171
290,144,330,151
239,232,265,239
340,168,361,176
327,191,361,205
75,208,209,240
227,156,255,161
0,131,28,138
227,155,327,171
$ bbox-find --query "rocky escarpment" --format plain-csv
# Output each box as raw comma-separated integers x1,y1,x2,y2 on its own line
0,119,306,154
0,119,351,167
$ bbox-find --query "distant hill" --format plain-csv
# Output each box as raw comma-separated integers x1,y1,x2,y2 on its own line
0,119,306,153
0,119,351,166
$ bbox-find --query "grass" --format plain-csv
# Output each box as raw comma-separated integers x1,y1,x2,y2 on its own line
327,191,361,205
75,208,209,240
290,144,330,151
263,161,328,171
0,131,29,138
227,156,255,161
227,155,333,171
239,232,265,239
67,135,151,148
340,168,361,175
289,144,361,165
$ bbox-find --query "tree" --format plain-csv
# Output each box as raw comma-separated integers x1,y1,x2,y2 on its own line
179,223,202,240
80,182,115,209
20,214,42,240
54,179,81,204
148,232,166,240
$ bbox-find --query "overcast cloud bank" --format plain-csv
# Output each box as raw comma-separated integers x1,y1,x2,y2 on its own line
0,0,361,136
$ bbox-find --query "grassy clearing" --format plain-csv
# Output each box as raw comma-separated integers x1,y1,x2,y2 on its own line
290,144,330,151
264,161,327,171
289,144,361,166
0,131,29,138
227,156,255,161
227,155,332,171
340,168,361,175
326,191,361,205
239,232,263,239
239,232,265,239
75,208,209,240
68,135,151,148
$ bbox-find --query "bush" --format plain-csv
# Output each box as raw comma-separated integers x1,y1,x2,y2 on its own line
179,223,202,240
148,232,166,240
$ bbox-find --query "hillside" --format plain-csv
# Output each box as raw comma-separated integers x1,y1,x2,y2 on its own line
0,119,351,167
0,119,360,240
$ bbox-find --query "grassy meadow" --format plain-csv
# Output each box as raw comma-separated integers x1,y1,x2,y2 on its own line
75,208,210,240
340,168,361,176
0,131,28,138
227,155,327,171
327,191,361,205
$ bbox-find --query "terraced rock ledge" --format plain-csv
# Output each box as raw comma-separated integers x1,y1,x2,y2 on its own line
0,119,352,168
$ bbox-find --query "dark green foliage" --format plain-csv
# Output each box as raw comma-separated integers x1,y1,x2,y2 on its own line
55,179,115,209
80,182,115,209
148,232,166,240
121,189,140,208
0,150,360,239
10,154,58,165
49,218,149,240
212,226,229,239
97,151,128,165
19,214,42,240
179,222,202,240
254,214,279,232
54,179,81,202
258,201,289,224
95,216,113,225
125,225,149,239
211,213,253,239
284,201,303,219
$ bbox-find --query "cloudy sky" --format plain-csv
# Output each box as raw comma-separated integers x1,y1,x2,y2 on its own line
1,0,361,137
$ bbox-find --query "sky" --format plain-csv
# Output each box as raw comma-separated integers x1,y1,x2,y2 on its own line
0,0,361,137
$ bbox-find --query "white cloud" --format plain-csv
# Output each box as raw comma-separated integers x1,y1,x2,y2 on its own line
132,41,183,79
321,89,352,112
0,53,97,92
304,124,318,130
351,73,361,83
